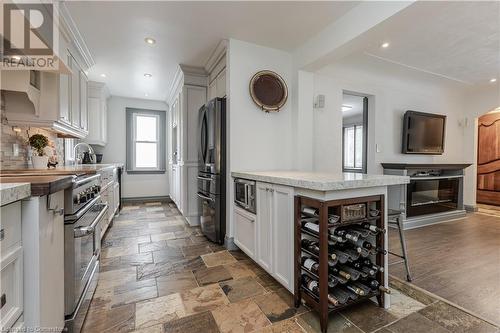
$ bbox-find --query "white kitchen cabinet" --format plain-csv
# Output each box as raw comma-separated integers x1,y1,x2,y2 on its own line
0,202,23,331
22,191,65,330
113,182,120,216
70,54,81,129
85,81,109,146
256,182,273,272
233,207,256,258
215,68,226,98
79,71,88,131
254,182,294,291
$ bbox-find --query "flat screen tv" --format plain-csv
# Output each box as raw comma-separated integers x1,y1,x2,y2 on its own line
402,111,446,154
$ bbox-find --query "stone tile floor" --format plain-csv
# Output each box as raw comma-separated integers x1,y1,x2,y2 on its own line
81,201,500,333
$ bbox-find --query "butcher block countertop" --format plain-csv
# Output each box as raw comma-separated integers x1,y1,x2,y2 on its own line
0,183,31,206
0,175,74,196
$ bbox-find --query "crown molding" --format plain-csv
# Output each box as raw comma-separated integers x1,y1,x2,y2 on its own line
205,39,228,73
59,2,95,71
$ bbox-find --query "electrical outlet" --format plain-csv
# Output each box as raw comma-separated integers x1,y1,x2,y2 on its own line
12,143,19,157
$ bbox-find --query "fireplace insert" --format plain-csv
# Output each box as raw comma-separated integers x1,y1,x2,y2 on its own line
406,176,459,217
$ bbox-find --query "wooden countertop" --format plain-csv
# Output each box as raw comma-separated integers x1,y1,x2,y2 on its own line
0,163,124,177
0,175,74,196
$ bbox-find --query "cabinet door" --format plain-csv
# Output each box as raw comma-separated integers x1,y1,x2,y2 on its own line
0,246,23,330
271,184,294,291
102,99,107,144
70,55,80,128
256,182,272,273
113,182,120,215
79,71,88,131
208,80,216,100
87,97,100,142
59,51,71,124
233,207,256,258
216,68,226,98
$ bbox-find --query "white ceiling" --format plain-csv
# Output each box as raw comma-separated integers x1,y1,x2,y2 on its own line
65,1,358,101
360,1,500,86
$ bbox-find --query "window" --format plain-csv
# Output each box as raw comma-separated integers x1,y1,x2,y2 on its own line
343,125,364,170
126,108,166,173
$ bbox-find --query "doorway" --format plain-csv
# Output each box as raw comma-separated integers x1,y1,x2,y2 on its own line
342,93,368,173
476,109,500,207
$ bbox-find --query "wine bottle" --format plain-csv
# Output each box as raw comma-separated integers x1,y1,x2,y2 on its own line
341,247,361,261
361,278,391,294
342,287,359,300
360,258,384,273
348,238,373,250
346,284,366,296
352,261,376,276
361,222,385,234
302,275,340,306
301,220,319,234
302,207,319,217
329,266,351,280
331,249,350,264
360,247,370,258
330,288,349,304
329,234,345,243
348,226,370,237
331,229,359,242
301,239,337,261
371,246,387,255
337,265,361,281
327,256,339,267
351,281,372,295
301,256,319,275
328,274,340,288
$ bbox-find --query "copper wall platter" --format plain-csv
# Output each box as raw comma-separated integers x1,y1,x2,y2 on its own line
249,70,288,112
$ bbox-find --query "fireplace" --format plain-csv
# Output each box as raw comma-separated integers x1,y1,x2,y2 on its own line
406,177,459,217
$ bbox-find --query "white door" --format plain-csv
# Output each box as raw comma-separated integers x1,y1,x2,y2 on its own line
233,207,256,258
256,182,272,273
271,184,294,291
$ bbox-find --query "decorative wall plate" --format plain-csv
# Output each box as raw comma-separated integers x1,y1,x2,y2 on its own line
249,70,288,112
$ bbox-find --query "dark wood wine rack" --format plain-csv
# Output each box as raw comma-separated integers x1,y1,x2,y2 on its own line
294,195,386,333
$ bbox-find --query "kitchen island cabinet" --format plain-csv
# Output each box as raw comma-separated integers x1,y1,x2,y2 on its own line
231,171,409,304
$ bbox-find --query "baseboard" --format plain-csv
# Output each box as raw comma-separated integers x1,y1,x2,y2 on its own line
403,210,467,230
464,204,478,212
224,236,239,251
122,195,172,203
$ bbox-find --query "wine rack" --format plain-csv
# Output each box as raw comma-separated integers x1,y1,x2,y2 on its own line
294,195,388,333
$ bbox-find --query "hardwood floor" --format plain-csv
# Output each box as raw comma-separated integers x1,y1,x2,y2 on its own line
81,201,499,332
389,212,500,325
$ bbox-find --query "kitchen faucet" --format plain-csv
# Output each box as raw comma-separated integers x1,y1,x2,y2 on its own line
73,142,95,165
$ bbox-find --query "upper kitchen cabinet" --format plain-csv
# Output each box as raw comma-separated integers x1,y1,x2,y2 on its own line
85,81,109,146
207,54,227,100
0,3,94,139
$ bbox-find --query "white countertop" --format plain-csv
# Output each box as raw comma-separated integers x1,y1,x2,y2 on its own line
231,170,409,191
0,182,31,206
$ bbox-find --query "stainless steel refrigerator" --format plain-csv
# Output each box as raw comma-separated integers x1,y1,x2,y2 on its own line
197,97,226,244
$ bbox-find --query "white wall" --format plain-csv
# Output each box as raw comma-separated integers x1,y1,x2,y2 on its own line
101,96,169,199
227,39,293,237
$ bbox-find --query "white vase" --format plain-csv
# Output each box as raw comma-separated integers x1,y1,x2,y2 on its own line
32,155,49,169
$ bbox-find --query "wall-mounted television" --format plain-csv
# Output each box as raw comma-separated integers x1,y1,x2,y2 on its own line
402,111,446,154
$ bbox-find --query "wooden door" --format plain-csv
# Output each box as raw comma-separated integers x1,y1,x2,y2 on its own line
477,112,500,206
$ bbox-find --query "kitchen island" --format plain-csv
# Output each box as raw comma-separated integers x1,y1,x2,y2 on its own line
231,171,409,314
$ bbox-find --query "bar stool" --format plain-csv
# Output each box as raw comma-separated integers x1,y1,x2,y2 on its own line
388,209,412,282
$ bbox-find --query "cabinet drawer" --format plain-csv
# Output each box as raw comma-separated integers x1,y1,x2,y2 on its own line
0,246,23,331
233,207,256,258
0,202,22,256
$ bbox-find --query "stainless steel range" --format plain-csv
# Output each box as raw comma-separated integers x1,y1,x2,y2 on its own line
64,174,108,333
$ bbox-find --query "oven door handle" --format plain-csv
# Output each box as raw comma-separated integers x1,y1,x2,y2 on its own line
74,204,108,238
197,192,214,202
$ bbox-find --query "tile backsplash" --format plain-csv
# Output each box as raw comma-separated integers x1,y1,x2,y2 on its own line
0,92,65,169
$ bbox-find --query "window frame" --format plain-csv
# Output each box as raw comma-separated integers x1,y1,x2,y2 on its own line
126,108,166,174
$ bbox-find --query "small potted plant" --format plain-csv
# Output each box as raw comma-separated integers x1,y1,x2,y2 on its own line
29,134,49,169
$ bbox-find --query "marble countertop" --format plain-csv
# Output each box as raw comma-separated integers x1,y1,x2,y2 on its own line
0,183,31,206
231,170,410,191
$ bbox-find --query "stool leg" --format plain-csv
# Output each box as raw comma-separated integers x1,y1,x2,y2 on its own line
397,214,412,282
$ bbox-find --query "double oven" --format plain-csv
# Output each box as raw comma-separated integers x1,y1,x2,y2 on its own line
64,174,108,333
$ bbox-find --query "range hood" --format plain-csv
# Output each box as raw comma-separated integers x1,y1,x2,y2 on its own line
1,70,86,139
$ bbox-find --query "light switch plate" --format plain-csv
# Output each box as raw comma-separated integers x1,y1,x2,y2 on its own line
13,143,19,157
376,144,381,153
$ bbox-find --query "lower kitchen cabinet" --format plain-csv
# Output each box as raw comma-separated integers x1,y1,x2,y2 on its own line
233,206,256,258
241,182,294,291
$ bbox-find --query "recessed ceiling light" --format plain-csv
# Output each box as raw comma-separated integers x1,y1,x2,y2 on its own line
100,73,106,78
342,105,352,112
490,78,497,83
12,55,21,60
144,37,156,45
144,73,152,78
381,42,390,48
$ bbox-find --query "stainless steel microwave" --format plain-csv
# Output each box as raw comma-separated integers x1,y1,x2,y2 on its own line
234,178,256,214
